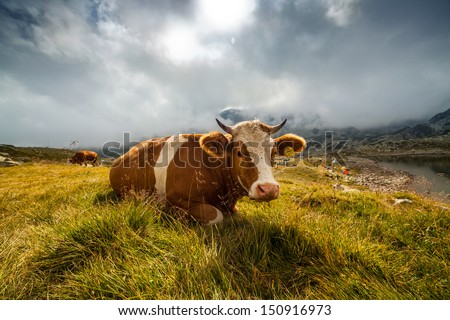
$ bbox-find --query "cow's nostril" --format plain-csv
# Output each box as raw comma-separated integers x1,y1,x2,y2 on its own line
258,185,266,194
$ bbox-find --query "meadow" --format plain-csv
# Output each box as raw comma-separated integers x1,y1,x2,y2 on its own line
0,162,448,299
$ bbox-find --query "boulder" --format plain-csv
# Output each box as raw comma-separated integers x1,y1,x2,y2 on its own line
0,160,19,167
0,155,19,167
393,198,413,206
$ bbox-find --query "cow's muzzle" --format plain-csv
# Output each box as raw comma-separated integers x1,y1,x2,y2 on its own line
250,182,280,201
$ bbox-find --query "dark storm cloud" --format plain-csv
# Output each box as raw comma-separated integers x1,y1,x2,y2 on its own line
0,0,449,147
233,0,450,125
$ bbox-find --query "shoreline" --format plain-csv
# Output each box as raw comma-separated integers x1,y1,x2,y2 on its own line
358,152,449,159
346,156,414,193
346,156,449,203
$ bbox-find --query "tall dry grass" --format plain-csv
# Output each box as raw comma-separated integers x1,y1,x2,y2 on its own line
0,162,448,299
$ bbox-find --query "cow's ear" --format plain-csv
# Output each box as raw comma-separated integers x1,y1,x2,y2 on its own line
274,134,307,156
199,131,229,157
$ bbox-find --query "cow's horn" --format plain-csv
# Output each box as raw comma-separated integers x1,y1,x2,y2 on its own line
216,118,233,134
263,119,287,134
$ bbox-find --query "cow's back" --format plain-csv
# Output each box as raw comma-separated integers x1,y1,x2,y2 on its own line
109,137,168,196
84,151,98,162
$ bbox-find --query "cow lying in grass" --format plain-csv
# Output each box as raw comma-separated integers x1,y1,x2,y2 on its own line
110,119,306,224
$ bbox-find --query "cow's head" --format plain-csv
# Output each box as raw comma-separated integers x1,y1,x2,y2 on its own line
199,119,306,201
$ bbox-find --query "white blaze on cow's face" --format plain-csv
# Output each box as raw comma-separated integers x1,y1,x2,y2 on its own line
231,121,280,201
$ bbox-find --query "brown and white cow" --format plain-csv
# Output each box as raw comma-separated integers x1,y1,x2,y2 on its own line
109,119,306,224
69,150,99,166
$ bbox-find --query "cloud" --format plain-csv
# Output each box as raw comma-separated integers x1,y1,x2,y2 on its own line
232,0,450,125
322,0,360,27
0,0,449,147
196,0,256,32
151,0,255,64
0,74,103,147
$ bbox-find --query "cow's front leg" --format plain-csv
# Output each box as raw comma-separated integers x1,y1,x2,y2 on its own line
188,204,224,225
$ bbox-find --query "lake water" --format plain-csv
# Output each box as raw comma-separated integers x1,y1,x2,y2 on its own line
378,156,450,200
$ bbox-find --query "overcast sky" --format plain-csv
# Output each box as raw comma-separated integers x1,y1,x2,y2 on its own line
1,0,449,147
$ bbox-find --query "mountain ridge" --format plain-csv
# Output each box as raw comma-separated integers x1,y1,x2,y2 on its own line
219,107,450,141
219,107,450,155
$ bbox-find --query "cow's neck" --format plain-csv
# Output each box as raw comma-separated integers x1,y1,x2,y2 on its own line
218,166,247,212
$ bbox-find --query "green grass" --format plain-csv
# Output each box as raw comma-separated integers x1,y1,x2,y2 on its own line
0,163,448,299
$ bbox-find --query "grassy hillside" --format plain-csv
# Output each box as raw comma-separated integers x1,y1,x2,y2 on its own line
0,163,448,299
0,145,75,162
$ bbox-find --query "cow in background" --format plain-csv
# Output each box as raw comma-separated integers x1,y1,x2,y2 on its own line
69,150,99,166
110,119,306,224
